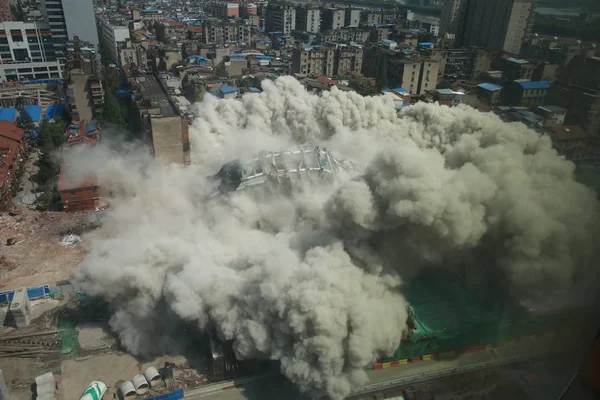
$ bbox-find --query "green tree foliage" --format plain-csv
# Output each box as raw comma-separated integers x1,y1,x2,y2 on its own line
98,90,126,129
235,77,254,88
18,109,35,133
347,76,378,96
215,61,229,78
10,1,24,20
34,120,67,186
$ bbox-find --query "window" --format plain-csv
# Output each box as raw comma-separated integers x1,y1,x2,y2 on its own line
70,191,77,197
10,30,24,42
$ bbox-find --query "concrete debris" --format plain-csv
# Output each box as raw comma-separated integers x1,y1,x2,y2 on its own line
34,372,55,400
9,288,31,328
5,238,20,246
60,235,82,246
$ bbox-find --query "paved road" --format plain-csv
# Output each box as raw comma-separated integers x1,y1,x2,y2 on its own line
184,331,579,400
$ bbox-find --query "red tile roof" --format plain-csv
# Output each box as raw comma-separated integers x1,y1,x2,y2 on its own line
0,136,19,184
0,121,25,143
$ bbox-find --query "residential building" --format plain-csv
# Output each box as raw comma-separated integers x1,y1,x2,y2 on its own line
387,58,439,95
500,57,534,82
440,0,465,38
531,61,559,82
211,1,241,19
131,75,190,165
292,45,363,77
318,29,370,45
87,76,104,115
0,121,27,210
265,3,296,35
321,8,345,31
476,82,503,105
0,22,58,64
505,80,550,107
441,48,491,81
433,88,464,106
458,0,534,55
344,8,361,28
0,60,63,82
536,105,566,127
40,0,99,60
140,7,162,22
0,0,11,23
295,6,320,34
204,20,253,45
98,18,130,63
549,125,589,159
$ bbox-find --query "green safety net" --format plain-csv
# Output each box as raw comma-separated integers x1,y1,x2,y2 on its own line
384,270,572,361
58,320,79,357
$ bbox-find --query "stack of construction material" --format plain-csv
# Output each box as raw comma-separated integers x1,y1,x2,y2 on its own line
0,369,9,400
9,288,31,328
35,372,55,400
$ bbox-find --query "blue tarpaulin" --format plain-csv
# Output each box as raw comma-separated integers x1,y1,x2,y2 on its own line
23,105,42,123
86,120,98,132
44,104,66,120
0,285,51,304
0,107,17,122
147,389,184,400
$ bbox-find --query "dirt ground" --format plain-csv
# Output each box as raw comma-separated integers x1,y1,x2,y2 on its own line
76,323,116,351
60,353,193,400
0,356,62,400
0,204,102,290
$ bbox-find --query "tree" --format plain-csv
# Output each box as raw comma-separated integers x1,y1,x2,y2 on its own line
18,109,35,133
348,76,378,96
215,61,229,78
235,77,254,88
34,119,66,186
10,1,24,20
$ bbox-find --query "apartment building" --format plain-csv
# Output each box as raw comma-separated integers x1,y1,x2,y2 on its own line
344,8,361,28
265,3,296,34
204,20,253,44
292,45,363,77
98,18,130,63
295,6,321,34
40,0,99,60
321,8,345,31
318,29,370,45
439,0,465,37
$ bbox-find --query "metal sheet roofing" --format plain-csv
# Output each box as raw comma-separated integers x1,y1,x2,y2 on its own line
219,86,238,94
477,82,503,92
518,81,551,90
506,57,529,64
0,108,17,122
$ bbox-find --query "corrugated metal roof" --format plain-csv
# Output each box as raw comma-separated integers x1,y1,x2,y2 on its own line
506,57,529,64
219,86,238,94
477,82,503,92
518,81,551,90
0,108,17,122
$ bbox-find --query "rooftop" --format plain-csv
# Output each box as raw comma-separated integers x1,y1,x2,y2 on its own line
506,57,529,65
552,125,587,141
518,81,551,90
137,76,176,117
0,108,17,123
57,163,98,192
477,82,503,92
538,105,566,114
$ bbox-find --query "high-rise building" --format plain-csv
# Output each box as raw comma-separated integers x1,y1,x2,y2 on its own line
439,0,466,38
0,21,64,82
265,2,296,35
344,8,361,28
0,0,12,23
292,45,363,77
98,18,130,63
458,0,534,55
321,8,345,31
40,0,99,61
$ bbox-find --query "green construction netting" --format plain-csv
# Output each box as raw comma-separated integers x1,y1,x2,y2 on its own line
58,320,79,357
384,271,571,361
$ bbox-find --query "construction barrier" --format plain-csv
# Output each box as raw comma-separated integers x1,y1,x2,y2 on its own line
0,285,51,304
147,389,184,400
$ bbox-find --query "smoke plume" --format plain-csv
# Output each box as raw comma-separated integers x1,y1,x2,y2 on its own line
72,77,599,399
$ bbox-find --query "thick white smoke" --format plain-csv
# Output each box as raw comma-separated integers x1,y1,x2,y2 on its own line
72,77,599,399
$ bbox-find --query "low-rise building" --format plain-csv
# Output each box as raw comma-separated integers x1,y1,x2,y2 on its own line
501,57,534,82
292,45,363,77
0,121,27,210
536,105,566,127
433,88,464,106
549,125,589,159
476,82,503,106
506,80,551,108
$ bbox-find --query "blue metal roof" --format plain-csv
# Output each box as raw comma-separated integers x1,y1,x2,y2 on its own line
477,82,503,92
255,55,274,60
392,88,407,94
518,81,551,90
23,105,42,123
0,107,17,122
249,87,262,93
219,86,238,94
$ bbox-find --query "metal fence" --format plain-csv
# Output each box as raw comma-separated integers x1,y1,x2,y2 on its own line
0,285,51,304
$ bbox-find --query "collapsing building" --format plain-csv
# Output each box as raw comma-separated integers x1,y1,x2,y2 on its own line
211,143,355,196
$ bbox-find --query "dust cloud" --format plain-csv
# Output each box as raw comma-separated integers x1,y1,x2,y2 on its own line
71,77,599,399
